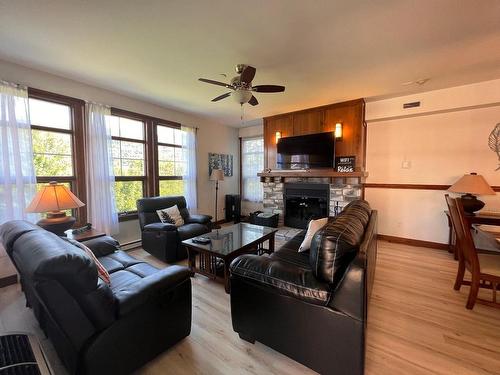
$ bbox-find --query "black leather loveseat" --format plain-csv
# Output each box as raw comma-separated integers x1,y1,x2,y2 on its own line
137,196,212,262
0,221,192,375
230,200,377,375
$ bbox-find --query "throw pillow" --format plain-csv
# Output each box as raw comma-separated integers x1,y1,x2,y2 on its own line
157,205,184,227
298,217,328,252
68,239,111,285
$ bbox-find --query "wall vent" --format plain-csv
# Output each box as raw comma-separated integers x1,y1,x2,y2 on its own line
403,101,421,109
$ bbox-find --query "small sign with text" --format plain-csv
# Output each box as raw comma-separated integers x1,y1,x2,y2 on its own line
335,156,356,172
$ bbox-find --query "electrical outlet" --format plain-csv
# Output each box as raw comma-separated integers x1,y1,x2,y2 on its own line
401,160,412,169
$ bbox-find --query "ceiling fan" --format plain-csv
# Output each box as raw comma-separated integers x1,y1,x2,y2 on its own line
198,64,285,106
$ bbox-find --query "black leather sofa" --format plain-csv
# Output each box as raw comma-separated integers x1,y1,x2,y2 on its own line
0,220,192,375
230,200,377,375
137,196,212,262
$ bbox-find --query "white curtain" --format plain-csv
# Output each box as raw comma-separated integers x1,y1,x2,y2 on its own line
0,81,37,224
85,103,119,234
181,125,197,210
242,137,264,202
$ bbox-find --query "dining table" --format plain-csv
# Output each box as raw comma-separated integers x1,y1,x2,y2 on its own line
473,224,500,254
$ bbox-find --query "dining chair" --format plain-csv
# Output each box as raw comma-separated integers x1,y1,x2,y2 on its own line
445,194,500,309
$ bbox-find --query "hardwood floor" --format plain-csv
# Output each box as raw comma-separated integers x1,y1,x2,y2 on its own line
1,241,499,374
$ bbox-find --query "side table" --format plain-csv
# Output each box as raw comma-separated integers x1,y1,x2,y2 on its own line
65,228,106,242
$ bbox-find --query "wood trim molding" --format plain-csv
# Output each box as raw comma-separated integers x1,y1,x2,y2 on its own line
111,107,181,128
264,98,365,120
28,87,85,105
365,183,500,192
378,234,449,251
28,87,87,226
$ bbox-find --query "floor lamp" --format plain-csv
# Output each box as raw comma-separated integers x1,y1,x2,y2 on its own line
210,169,224,229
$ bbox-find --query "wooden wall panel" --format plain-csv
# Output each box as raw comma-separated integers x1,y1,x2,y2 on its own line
263,99,365,170
263,114,293,169
292,110,324,136
324,101,365,169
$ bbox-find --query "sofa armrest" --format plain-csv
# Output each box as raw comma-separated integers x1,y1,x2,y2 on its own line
328,255,365,322
230,255,330,306
114,265,191,317
143,222,177,232
185,214,212,225
81,236,121,257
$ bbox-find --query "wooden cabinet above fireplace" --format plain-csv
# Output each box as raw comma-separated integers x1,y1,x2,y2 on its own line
263,98,365,171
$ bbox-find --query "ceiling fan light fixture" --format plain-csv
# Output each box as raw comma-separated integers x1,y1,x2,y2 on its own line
232,89,252,104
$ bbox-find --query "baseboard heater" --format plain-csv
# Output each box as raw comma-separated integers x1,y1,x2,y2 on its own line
0,333,53,374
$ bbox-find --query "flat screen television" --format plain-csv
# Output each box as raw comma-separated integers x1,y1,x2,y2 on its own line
276,131,335,169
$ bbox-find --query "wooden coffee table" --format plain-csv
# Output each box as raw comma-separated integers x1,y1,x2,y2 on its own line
182,223,277,293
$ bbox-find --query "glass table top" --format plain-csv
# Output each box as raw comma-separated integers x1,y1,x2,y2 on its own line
182,223,277,256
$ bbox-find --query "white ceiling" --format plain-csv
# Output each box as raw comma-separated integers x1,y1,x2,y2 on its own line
1,0,500,127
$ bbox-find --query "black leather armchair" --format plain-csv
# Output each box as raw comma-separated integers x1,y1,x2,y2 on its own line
0,221,192,375
229,200,378,375
137,196,212,262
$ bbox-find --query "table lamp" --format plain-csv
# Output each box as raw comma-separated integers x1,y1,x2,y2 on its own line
26,181,85,235
448,173,495,215
210,169,224,229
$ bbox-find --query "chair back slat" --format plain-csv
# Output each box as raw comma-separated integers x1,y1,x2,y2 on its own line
445,194,480,274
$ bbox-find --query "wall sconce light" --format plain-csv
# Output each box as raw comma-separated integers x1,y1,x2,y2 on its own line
335,123,343,140
275,131,281,144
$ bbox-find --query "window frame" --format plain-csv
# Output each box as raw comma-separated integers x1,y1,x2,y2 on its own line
110,108,182,221
154,122,184,197
28,88,87,225
110,108,150,221
240,135,264,202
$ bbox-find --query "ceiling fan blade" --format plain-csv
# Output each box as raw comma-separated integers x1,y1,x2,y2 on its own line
240,65,256,84
252,85,285,93
248,95,259,106
211,92,231,102
199,78,233,89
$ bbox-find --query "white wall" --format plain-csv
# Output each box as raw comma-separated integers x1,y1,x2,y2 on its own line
0,59,239,244
365,79,500,244
238,124,265,215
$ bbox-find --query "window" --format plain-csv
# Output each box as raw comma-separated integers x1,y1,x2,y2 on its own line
109,114,147,215
28,89,86,224
26,89,191,223
156,124,185,196
241,137,264,202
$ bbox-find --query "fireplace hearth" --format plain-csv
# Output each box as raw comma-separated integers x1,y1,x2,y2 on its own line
284,183,329,229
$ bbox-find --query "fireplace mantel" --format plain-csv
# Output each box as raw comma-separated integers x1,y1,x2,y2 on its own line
258,170,368,179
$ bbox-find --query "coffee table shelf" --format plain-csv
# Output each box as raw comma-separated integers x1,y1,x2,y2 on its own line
182,223,277,293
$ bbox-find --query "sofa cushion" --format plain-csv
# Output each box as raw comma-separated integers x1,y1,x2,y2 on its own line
177,223,209,240
81,236,121,257
0,220,39,254
231,254,331,305
143,222,177,232
113,265,191,317
279,231,306,252
98,250,143,274
309,200,371,284
270,247,310,269
340,199,371,227
68,239,111,284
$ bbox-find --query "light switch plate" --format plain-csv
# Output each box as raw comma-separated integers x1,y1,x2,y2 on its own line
401,160,411,169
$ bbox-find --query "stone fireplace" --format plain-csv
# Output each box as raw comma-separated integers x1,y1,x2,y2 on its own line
284,183,329,228
261,174,364,228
